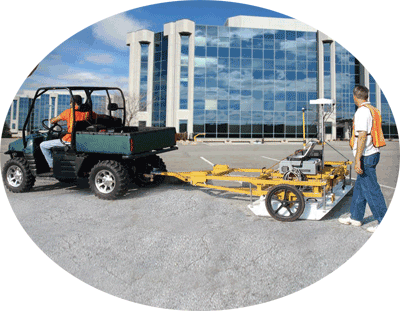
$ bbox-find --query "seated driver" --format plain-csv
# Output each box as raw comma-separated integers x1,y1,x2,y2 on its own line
40,95,112,171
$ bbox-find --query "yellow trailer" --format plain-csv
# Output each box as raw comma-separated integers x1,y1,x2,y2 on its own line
155,102,353,222
158,141,352,222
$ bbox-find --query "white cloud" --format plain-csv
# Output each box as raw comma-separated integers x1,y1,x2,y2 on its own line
91,13,149,50
85,53,115,65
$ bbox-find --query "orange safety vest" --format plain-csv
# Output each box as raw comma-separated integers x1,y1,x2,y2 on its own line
349,104,386,149
59,108,97,142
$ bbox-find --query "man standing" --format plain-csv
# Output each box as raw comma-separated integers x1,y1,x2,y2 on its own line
339,85,387,233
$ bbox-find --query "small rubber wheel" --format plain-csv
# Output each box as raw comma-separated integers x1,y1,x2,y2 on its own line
2,157,36,193
89,160,129,200
265,184,305,222
134,155,167,187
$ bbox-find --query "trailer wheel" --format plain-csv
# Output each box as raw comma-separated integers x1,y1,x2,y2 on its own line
89,160,129,200
2,157,36,193
134,155,167,187
265,184,305,222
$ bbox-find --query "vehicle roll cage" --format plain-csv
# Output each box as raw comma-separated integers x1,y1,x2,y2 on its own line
22,86,126,149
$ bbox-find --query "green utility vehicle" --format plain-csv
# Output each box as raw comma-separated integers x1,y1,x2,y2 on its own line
2,86,177,199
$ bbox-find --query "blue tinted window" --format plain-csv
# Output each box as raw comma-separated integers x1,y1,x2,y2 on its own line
207,47,217,57
218,47,229,57
253,50,263,59
195,46,205,56
241,49,251,58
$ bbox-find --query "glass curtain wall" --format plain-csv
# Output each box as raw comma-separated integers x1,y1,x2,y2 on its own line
193,25,318,138
152,32,168,127
335,43,359,121
381,91,397,138
323,43,331,98
31,94,49,130
140,43,149,111
180,35,189,110
369,75,377,107
57,95,71,115
18,98,31,131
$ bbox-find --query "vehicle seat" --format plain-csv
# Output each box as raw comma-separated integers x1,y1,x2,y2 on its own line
94,115,122,129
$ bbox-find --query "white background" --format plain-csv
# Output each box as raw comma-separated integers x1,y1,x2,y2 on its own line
1,1,399,310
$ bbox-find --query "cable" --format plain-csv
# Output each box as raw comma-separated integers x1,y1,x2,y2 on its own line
324,141,350,161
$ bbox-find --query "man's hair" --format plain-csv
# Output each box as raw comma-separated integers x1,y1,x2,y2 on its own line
70,95,82,106
353,85,369,100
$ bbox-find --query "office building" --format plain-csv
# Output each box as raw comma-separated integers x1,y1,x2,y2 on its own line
126,16,397,140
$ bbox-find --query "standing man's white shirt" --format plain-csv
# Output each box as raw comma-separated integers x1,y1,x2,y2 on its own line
352,102,380,157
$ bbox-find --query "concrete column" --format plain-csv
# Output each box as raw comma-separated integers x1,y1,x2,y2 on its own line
361,66,370,90
344,121,351,140
187,24,195,136
317,31,325,99
164,22,177,128
317,31,337,140
11,97,19,134
330,41,337,140
164,19,195,133
126,29,154,126
376,83,382,111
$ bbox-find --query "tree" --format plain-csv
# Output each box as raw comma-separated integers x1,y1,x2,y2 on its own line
116,93,151,126
2,122,12,138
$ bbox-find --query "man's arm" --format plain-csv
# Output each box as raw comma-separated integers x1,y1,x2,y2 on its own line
354,130,367,175
50,115,63,124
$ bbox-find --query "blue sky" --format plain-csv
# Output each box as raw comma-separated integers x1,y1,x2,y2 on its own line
18,0,289,96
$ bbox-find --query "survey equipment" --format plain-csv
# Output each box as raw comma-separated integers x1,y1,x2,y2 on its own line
158,99,353,222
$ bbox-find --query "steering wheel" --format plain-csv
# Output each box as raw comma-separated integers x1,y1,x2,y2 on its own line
42,119,63,139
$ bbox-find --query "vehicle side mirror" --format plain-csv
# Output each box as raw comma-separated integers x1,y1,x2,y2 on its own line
107,103,119,111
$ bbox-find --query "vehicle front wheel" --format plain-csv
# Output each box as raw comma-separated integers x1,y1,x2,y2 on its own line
2,157,36,193
89,160,129,200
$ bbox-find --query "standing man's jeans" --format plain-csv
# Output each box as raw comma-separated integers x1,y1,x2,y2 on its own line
40,139,69,169
350,152,387,223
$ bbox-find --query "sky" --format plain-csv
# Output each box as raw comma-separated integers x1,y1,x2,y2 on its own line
18,0,290,96
2,1,400,311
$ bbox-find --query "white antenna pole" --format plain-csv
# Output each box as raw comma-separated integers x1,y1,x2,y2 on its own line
310,98,335,170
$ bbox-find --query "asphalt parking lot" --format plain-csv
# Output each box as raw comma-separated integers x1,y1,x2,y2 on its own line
1,138,399,310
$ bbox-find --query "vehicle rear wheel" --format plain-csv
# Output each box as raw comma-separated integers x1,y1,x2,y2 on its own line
2,157,36,193
134,155,167,187
89,160,129,200
265,184,305,222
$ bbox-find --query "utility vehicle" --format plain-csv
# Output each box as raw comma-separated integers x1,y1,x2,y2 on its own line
2,86,177,200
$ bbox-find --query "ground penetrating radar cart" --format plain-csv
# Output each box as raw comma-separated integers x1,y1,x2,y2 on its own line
158,99,353,222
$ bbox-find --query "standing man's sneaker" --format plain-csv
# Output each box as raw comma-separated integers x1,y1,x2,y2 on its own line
339,214,362,227
366,225,378,233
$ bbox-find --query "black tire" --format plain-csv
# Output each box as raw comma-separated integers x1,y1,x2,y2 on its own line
265,184,305,222
89,160,129,200
2,157,35,193
134,155,167,187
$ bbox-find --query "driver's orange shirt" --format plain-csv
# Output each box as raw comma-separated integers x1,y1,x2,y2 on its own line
59,108,98,142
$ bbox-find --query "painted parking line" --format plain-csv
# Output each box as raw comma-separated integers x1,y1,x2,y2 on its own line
261,156,280,162
200,157,215,167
